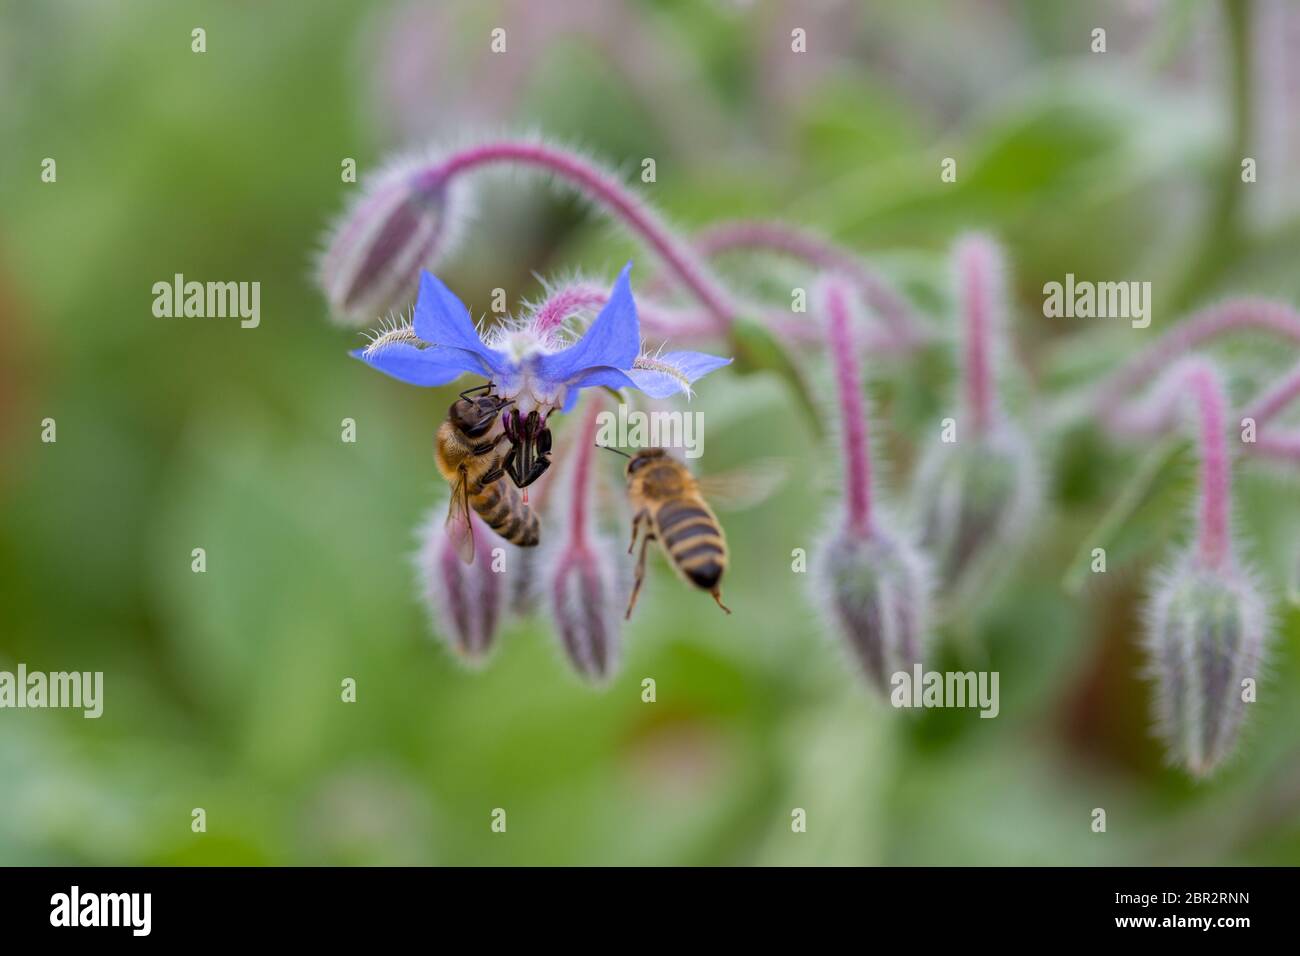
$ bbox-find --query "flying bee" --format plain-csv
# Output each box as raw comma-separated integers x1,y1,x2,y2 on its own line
612,448,732,619
437,387,541,564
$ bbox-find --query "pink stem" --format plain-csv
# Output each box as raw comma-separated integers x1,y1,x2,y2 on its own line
1099,298,1300,426
1186,364,1231,571
1110,359,1233,570
529,281,714,339
532,285,607,336
418,141,736,330
955,236,1000,437
1241,358,1300,425
528,281,911,351
1253,431,1300,460
692,219,925,349
567,397,605,547
824,279,872,538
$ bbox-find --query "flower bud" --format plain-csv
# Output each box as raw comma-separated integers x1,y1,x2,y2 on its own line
1144,556,1269,776
812,519,932,695
548,538,622,684
913,423,1037,591
417,511,503,665
318,160,467,326
506,545,541,615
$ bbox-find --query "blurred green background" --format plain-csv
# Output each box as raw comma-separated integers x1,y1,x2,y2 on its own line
2,0,1299,865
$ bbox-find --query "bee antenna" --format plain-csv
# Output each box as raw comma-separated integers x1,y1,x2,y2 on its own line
595,443,632,459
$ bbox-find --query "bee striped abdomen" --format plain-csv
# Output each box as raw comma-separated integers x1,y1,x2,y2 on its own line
472,480,540,547
656,500,726,591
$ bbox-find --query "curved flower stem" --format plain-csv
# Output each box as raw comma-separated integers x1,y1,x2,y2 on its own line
530,279,909,353
567,395,605,548
531,285,608,336
1254,431,1300,461
1097,298,1300,428
823,278,872,538
1107,359,1232,571
529,280,715,339
691,219,926,350
1242,357,1300,426
417,141,736,330
954,235,1001,438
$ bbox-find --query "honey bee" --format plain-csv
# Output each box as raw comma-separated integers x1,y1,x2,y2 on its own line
438,389,541,564
616,448,732,619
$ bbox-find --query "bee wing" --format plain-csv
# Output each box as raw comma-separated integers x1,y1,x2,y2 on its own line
446,468,476,565
695,458,790,512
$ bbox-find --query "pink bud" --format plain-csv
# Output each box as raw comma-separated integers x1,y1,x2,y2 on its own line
548,539,622,684
318,159,467,326
416,511,503,665
544,396,623,684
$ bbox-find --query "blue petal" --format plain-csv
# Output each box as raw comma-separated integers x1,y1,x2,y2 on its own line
536,263,639,386
658,351,733,379
411,271,511,376
627,351,732,398
559,367,638,412
351,344,487,387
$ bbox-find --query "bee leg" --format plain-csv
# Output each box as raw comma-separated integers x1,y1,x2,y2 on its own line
503,443,523,487
470,432,506,456
710,589,732,615
625,532,654,620
517,455,550,488
474,462,505,491
459,383,493,400
627,510,646,554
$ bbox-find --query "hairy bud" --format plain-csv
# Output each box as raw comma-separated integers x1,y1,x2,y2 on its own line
417,511,503,665
812,520,932,695
1144,555,1269,776
913,423,1037,591
318,160,467,326
507,546,541,615
548,538,622,684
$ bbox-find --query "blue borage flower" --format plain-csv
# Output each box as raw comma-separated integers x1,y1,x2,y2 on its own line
353,263,731,415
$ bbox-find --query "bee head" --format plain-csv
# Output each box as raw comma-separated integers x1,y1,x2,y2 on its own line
626,448,666,478
450,395,507,438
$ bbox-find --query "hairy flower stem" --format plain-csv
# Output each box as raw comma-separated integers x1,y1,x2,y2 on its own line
1243,357,1300,426
530,281,712,339
824,279,872,538
416,141,736,329
955,236,1000,438
1098,298,1300,427
1243,358,1300,458
1186,364,1232,571
567,396,605,547
1111,360,1233,569
691,219,925,349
